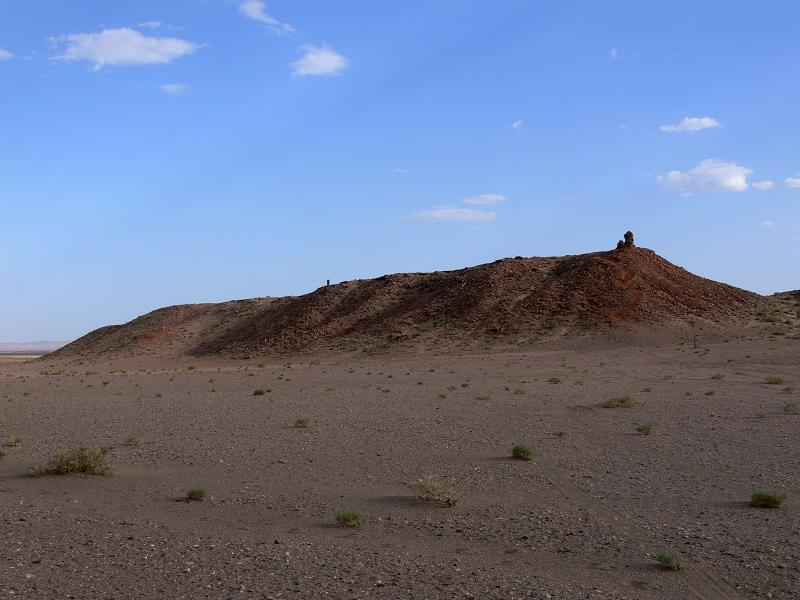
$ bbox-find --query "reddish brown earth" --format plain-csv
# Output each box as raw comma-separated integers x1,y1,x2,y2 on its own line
53,247,766,360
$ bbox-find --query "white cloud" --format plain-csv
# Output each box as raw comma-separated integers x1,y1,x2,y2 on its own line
785,177,800,188
239,1,295,34
511,119,523,131
761,220,776,229
462,193,506,205
657,159,753,196
0,48,14,60
292,44,348,77
139,21,163,29
392,168,408,174
618,123,629,131
609,48,622,60
408,208,496,222
52,28,200,70
752,180,775,190
160,82,189,95
659,117,722,134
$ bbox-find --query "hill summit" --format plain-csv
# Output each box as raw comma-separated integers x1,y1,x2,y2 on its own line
53,245,764,358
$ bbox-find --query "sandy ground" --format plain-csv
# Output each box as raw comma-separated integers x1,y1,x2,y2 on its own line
0,338,798,599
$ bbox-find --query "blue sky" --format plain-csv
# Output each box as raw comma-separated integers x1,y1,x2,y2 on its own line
1,1,799,341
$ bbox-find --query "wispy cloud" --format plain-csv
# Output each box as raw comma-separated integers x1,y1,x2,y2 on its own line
609,48,622,60
139,21,163,30
660,117,722,134
752,180,775,190
761,220,776,229
0,48,14,61
462,193,506,205
407,208,496,222
657,159,752,196
292,44,348,77
51,28,200,70
392,168,408,174
239,1,295,34
785,177,800,188
160,82,190,96
511,119,523,131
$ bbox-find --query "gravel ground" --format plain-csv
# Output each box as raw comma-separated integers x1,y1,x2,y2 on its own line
0,337,797,599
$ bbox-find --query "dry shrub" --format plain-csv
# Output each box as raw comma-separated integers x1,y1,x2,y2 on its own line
410,475,462,507
606,394,635,408
31,446,113,476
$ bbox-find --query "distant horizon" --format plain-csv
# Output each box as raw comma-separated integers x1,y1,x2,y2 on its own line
2,1,798,341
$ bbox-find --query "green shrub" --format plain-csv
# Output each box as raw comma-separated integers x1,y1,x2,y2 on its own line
253,389,266,396
335,510,363,528
511,445,534,461
751,490,785,508
605,394,634,408
765,376,785,385
656,551,682,571
554,431,567,438
31,446,113,476
636,423,653,435
711,373,723,380
5,437,21,447
187,487,207,501
547,376,561,384
294,418,310,428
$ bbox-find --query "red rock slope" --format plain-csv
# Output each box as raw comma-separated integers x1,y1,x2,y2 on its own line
52,247,765,358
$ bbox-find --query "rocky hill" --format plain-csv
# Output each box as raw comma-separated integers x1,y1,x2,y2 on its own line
51,246,766,359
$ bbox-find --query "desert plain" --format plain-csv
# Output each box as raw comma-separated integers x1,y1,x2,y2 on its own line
1,331,798,599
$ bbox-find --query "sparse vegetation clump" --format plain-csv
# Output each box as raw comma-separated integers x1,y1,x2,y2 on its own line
656,551,682,571
410,475,461,507
187,487,207,501
124,436,141,446
765,376,785,385
636,423,653,435
5,437,21,447
751,490,786,508
253,388,266,396
605,394,635,408
511,445,535,461
783,401,800,414
335,510,363,528
294,418,310,428
547,376,561,384
31,446,113,476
